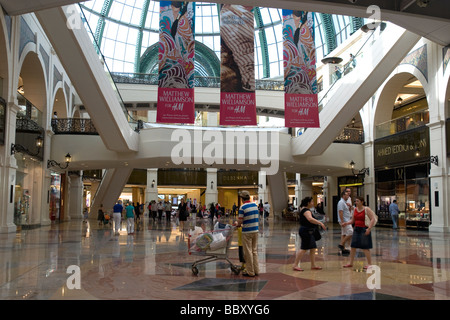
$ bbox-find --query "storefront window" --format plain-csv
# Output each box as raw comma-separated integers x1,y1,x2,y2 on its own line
405,178,429,228
375,163,430,229
14,171,31,226
49,173,61,221
376,181,395,222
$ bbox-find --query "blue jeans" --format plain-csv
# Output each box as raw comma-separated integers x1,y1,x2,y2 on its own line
391,213,398,229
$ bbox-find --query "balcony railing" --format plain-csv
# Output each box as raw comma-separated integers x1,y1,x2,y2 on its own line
17,93,43,127
375,110,429,140
52,118,99,135
15,114,45,160
333,127,364,144
52,116,364,147
111,72,285,91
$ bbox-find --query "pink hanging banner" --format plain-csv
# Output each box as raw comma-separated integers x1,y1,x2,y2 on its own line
283,10,319,128
157,1,195,124
219,5,256,126
285,94,319,127
157,87,195,123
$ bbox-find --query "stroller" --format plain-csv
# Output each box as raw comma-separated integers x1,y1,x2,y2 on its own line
103,213,111,227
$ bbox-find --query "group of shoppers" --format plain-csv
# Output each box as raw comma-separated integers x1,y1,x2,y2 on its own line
148,200,173,222
104,191,261,278
292,188,377,271
111,200,137,235
103,187,378,275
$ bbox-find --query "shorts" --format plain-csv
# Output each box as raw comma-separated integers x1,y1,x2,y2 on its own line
341,224,353,236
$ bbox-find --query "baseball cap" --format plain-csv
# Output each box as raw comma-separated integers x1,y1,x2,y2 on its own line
239,190,250,198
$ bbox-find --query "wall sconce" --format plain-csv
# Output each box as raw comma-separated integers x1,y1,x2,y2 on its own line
151,179,155,188
430,155,439,166
17,85,24,95
47,153,72,169
211,181,214,189
11,135,43,156
253,182,263,189
349,160,369,177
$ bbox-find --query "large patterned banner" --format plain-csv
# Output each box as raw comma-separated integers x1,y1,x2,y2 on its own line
219,5,256,126
157,1,195,124
283,10,319,128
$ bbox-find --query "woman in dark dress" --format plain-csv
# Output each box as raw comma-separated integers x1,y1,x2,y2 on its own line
97,204,105,226
178,198,188,230
292,197,326,271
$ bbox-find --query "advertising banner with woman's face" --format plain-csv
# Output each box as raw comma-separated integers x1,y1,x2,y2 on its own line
283,10,319,128
157,1,195,124
219,5,256,126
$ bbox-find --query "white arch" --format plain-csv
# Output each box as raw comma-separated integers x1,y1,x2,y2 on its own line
51,83,69,118
17,43,49,94
16,48,49,119
0,11,11,98
372,63,430,140
71,106,81,118
441,51,450,119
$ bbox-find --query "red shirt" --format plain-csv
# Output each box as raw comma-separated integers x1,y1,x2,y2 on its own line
354,207,366,228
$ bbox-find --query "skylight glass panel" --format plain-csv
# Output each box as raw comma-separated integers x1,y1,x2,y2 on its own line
79,1,359,77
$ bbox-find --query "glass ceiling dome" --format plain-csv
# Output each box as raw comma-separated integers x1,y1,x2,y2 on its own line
79,0,366,79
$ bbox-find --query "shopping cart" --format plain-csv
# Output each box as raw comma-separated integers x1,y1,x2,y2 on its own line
188,223,241,276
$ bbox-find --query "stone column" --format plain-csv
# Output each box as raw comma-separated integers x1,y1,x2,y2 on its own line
428,120,449,232
300,179,313,200
294,173,301,207
145,168,158,204
363,141,375,210
324,176,338,223
40,129,54,226
0,102,20,233
68,172,84,220
205,168,218,206
207,112,218,127
258,171,269,204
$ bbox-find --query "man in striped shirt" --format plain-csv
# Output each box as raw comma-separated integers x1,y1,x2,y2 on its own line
234,190,259,277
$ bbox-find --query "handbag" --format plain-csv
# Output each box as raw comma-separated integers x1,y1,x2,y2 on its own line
313,226,321,241
365,208,378,227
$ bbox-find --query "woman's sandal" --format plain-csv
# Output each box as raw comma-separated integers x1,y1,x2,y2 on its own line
293,266,304,271
343,264,353,268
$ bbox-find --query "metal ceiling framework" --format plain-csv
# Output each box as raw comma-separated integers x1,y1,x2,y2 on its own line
79,0,364,79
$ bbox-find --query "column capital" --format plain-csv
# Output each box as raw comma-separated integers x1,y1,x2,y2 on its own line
206,167,218,173
427,119,445,129
7,101,20,113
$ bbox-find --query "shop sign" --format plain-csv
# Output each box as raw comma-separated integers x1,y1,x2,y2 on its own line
374,126,429,168
218,171,257,186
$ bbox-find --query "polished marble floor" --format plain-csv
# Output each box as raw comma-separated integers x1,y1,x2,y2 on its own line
1,215,450,301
